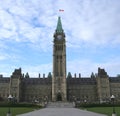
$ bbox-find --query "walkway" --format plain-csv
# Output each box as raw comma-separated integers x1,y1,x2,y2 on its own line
17,108,107,116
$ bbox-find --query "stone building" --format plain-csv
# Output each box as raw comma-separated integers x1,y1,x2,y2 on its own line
0,17,120,103
52,17,67,101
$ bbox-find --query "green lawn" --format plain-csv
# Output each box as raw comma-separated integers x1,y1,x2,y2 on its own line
84,107,120,116
0,107,38,116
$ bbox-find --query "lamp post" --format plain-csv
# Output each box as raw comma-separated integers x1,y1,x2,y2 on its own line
7,95,13,116
84,99,87,104
111,95,116,116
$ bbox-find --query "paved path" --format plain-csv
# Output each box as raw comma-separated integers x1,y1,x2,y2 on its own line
17,108,107,116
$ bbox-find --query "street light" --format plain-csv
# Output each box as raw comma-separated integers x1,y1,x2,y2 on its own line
111,95,116,116
7,95,13,116
84,99,87,104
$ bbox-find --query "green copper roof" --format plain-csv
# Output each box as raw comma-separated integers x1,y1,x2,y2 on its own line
56,16,63,33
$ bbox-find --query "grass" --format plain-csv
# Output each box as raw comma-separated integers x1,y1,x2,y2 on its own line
0,107,39,116
83,107,120,116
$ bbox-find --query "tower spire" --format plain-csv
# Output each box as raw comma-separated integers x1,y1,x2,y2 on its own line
52,16,67,101
56,16,63,33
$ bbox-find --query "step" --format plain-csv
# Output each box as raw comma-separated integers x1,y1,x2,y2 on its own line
46,102,75,108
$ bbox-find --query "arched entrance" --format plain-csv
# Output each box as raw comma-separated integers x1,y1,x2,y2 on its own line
57,93,62,101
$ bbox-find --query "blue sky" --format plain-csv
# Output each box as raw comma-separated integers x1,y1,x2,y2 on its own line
0,0,120,77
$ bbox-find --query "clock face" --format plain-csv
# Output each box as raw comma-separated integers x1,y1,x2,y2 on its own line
57,35,62,40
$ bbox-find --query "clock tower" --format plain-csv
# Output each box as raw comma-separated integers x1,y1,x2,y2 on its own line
52,17,67,101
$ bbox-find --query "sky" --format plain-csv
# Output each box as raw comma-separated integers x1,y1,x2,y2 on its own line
0,0,120,77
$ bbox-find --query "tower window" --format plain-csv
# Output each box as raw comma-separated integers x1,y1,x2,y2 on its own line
55,45,63,51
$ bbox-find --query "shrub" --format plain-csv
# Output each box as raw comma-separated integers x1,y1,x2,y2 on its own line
76,103,120,108
0,102,42,108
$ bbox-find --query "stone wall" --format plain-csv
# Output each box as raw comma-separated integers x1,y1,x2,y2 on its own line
0,68,120,103
0,78,9,100
67,78,97,103
109,77,120,102
21,78,52,102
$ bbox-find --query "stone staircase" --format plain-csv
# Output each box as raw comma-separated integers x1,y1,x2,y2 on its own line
46,102,75,108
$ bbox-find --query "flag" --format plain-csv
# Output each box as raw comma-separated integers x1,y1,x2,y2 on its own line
59,9,64,12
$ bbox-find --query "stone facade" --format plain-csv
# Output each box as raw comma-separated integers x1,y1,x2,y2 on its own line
0,17,120,103
52,17,67,101
0,68,120,103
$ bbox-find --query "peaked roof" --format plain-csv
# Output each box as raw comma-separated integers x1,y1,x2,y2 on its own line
56,16,63,33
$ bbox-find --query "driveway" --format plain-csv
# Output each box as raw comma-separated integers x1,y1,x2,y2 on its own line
17,108,107,116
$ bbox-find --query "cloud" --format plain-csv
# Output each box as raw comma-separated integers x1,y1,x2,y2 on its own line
61,0,120,46
0,0,120,47
67,57,120,77
0,0,120,77
0,55,7,60
22,63,52,77
2,56,119,77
